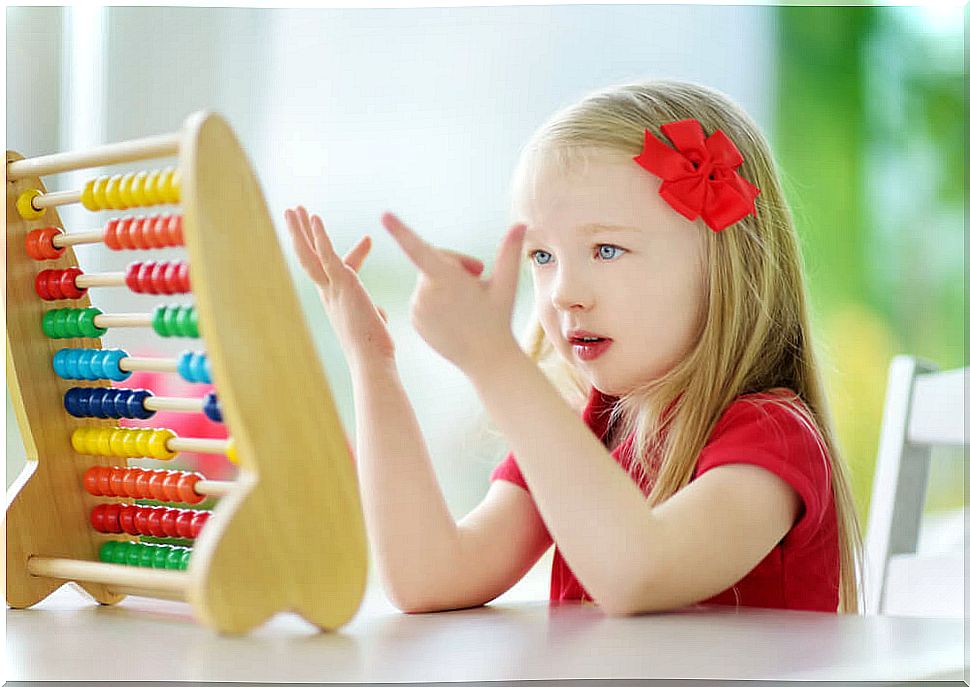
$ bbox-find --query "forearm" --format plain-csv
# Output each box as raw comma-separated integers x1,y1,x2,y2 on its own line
349,357,463,608
467,347,660,612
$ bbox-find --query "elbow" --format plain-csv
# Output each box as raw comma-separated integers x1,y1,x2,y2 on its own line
589,565,668,617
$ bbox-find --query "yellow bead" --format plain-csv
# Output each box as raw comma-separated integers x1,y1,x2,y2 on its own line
169,169,181,203
121,430,141,457
109,428,129,457
135,428,153,457
130,171,148,205
92,176,110,210
143,170,162,205
105,174,125,210
96,428,113,457
81,180,98,211
149,429,177,460
71,427,89,454
118,173,137,208
158,168,175,205
225,441,238,464
16,189,46,220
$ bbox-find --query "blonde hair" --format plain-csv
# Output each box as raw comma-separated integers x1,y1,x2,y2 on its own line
510,79,865,613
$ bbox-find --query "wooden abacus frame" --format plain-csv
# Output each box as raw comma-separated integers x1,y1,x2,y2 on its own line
5,111,368,634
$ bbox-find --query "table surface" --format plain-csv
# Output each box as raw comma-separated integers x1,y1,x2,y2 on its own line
5,583,965,682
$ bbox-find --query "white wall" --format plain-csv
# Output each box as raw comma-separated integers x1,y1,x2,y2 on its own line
6,5,776,519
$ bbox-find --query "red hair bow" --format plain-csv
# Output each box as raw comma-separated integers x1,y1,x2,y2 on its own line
633,118,761,232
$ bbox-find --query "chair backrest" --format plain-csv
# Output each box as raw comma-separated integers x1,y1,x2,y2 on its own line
863,355,967,616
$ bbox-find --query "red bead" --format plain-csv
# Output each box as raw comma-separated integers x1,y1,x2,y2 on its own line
134,470,153,499
108,467,126,497
178,473,204,505
160,508,179,537
133,507,151,535
146,508,166,537
177,261,191,291
117,217,136,250
175,510,195,538
162,471,182,502
190,511,208,538
104,219,122,250
169,215,183,246
147,471,168,501
118,505,138,535
97,468,113,496
83,467,102,496
149,215,168,247
90,504,108,531
103,503,123,533
34,270,54,300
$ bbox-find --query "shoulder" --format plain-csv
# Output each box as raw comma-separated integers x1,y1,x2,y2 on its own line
696,388,832,541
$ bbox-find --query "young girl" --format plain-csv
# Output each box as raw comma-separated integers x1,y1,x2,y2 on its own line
284,78,865,616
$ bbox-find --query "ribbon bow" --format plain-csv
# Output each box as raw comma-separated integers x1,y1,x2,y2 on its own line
633,118,761,232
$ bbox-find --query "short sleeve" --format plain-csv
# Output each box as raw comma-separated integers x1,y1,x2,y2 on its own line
490,451,531,493
694,396,832,543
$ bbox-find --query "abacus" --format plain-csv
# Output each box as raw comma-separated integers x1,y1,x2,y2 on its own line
6,111,368,634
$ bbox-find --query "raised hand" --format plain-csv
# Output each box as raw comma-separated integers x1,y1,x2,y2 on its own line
284,206,396,369
381,211,527,377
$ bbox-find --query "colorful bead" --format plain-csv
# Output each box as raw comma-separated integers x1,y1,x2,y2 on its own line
25,227,65,260
53,348,131,382
41,308,106,339
151,304,199,338
71,427,177,460
176,350,211,383
35,268,86,301
64,387,156,420
81,169,182,211
124,259,191,295
82,466,205,505
202,392,222,423
16,189,45,220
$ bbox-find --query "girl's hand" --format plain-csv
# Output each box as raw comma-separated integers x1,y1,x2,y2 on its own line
381,211,528,377
284,205,396,369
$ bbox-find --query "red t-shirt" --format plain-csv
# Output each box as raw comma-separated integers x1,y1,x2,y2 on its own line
490,386,840,612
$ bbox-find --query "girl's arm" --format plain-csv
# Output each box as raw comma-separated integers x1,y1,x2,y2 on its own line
468,347,801,615
352,359,552,612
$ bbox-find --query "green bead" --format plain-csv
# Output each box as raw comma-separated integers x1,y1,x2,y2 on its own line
188,307,199,337
152,545,170,568
98,541,117,562
138,544,154,568
164,306,181,337
124,542,142,566
77,308,106,338
166,548,183,570
52,308,70,338
41,309,58,338
152,305,169,337
179,549,191,570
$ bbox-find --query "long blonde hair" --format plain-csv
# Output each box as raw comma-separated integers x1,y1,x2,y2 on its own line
510,79,865,613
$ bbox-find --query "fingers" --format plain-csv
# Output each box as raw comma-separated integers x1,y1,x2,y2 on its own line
381,212,450,277
488,223,528,305
343,236,372,273
440,248,484,277
284,208,329,285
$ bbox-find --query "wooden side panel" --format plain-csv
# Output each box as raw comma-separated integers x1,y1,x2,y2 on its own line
178,113,368,634
5,151,126,607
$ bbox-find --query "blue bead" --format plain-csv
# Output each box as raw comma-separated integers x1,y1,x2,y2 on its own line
103,349,130,382
53,349,70,379
64,387,82,416
129,390,155,420
75,351,94,380
177,351,195,383
88,388,105,417
202,392,223,423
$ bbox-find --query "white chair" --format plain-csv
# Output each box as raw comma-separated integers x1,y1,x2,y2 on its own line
863,355,967,617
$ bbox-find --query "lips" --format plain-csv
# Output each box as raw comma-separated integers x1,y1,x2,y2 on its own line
566,329,611,344
566,329,613,362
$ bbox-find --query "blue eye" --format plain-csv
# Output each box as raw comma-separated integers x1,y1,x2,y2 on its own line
597,244,625,260
530,250,553,266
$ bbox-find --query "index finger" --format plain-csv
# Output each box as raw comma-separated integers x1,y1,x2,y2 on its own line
381,212,451,277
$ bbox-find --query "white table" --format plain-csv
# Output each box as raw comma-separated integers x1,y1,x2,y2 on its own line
5,584,965,682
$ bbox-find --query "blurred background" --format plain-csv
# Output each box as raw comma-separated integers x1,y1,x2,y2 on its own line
6,5,965,602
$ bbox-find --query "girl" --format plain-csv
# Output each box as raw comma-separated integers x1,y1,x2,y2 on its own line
284,78,865,616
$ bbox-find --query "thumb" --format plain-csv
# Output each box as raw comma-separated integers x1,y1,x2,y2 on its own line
488,223,528,307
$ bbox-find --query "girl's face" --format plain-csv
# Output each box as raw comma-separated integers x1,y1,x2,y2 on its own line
518,151,709,397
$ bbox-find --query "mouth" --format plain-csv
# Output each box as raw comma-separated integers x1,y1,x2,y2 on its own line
568,335,613,362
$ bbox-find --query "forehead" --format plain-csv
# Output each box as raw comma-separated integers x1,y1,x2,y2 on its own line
514,149,683,234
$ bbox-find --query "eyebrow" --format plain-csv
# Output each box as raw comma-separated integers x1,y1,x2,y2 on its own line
524,223,640,239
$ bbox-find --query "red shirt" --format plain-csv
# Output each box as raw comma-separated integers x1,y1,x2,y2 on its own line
490,386,840,612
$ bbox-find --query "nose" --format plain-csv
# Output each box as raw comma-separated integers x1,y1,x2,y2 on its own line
550,268,595,312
